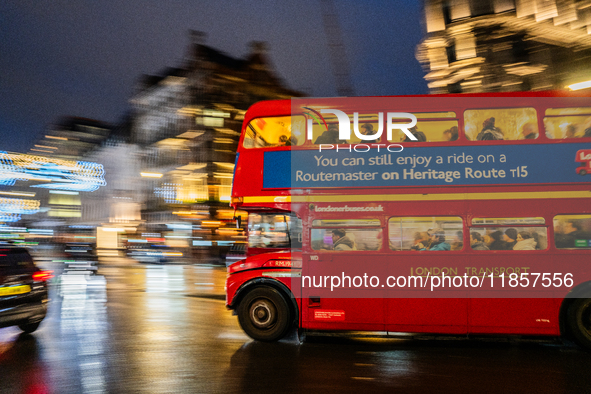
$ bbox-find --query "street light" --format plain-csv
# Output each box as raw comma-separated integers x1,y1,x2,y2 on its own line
568,80,591,91
140,172,163,178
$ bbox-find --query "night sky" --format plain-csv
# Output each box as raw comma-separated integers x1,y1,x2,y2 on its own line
1,0,427,153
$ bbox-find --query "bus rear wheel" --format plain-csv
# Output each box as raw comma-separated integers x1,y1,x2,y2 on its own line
567,298,591,350
238,287,290,342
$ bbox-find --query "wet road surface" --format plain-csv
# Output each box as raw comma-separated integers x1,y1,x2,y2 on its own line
1,257,591,393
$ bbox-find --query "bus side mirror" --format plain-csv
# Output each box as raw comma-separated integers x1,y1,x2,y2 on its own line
234,215,242,229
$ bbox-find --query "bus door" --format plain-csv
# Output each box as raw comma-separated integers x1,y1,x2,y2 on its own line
301,219,385,331
385,217,469,334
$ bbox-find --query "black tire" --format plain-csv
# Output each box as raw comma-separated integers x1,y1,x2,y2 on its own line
237,287,291,342
580,170,587,176
567,298,591,350
18,321,41,334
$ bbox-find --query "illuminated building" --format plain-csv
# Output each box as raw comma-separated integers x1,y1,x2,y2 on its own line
83,118,142,226
29,117,112,160
20,118,114,229
130,31,302,262
0,150,108,251
417,0,591,93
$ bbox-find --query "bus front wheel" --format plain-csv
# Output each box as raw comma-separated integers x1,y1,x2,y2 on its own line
567,298,591,350
238,287,291,342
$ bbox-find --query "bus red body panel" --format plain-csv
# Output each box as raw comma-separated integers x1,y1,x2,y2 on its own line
227,91,591,345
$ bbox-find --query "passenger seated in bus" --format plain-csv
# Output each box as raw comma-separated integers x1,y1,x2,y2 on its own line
443,126,458,141
531,231,546,250
555,219,589,248
314,124,346,144
565,124,578,138
521,123,538,140
514,231,537,250
487,230,506,250
278,134,297,146
331,229,354,251
418,229,450,251
450,230,463,250
360,123,380,142
410,231,431,251
584,118,591,138
470,232,489,250
476,117,504,140
503,228,518,250
401,126,426,142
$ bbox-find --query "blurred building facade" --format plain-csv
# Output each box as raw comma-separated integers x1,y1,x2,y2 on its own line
4,32,301,262
30,117,112,160
128,31,302,262
417,0,591,93
20,117,114,228
83,117,142,226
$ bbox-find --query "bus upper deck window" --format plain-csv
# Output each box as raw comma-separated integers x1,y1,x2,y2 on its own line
464,108,538,141
243,116,305,148
544,108,591,139
384,112,458,143
309,113,383,145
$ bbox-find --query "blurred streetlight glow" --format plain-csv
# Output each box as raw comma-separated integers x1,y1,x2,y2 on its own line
0,191,35,197
568,80,591,91
140,172,163,178
49,190,79,195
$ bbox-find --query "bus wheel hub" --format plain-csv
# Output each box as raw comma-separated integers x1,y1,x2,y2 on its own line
251,301,273,327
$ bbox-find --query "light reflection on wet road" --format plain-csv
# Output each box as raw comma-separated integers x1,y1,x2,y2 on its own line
1,258,591,393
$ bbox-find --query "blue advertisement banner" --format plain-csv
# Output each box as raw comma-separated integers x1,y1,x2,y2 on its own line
263,143,591,189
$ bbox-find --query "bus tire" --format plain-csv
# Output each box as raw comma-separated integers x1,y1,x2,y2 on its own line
567,298,591,350
238,287,291,342
580,170,587,176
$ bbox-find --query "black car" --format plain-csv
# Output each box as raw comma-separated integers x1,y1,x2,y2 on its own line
0,247,52,333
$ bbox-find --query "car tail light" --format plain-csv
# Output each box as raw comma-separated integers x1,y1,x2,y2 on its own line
33,270,54,282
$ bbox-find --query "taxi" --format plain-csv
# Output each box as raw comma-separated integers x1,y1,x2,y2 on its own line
0,247,52,333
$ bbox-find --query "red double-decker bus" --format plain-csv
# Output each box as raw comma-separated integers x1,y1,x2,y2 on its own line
226,92,591,349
